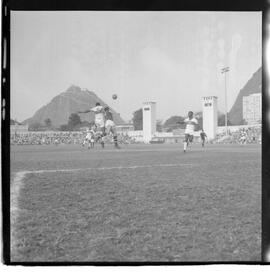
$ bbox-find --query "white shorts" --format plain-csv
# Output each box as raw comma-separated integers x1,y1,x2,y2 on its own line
95,119,105,128
105,120,115,128
185,129,194,135
86,133,92,140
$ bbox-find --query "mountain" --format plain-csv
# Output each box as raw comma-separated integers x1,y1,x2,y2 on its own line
229,67,262,125
23,85,125,127
10,119,22,125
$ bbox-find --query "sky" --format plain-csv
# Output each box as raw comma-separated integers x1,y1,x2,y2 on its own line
11,11,261,122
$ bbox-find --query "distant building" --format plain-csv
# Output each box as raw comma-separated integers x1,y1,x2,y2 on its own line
10,124,29,134
116,124,134,134
142,102,156,143
242,93,261,124
172,128,185,136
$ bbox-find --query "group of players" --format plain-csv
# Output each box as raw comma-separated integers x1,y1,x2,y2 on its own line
78,104,207,153
77,103,120,149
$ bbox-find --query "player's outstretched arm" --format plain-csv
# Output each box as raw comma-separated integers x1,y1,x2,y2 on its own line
77,109,91,114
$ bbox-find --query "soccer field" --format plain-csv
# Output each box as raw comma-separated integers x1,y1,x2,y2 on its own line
10,143,261,262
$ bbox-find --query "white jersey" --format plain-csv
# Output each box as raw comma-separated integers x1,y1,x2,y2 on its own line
184,117,198,134
85,129,95,140
105,119,115,128
240,132,247,140
91,106,105,126
85,133,92,140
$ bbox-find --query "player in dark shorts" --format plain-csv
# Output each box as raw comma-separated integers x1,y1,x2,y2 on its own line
104,106,120,149
77,102,105,148
200,129,207,147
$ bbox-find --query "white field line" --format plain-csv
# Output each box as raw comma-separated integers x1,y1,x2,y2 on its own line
14,163,193,175
11,163,192,210
11,171,28,212
10,162,192,258
10,163,192,215
10,171,29,259
77,148,261,154
10,161,259,258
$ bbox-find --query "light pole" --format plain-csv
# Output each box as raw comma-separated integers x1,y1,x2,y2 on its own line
221,66,230,135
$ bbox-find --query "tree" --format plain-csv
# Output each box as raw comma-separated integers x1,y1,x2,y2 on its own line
67,113,81,130
60,124,70,131
44,118,52,127
163,116,185,131
238,119,248,125
29,122,42,131
218,114,232,126
194,112,203,130
156,119,163,132
132,108,143,130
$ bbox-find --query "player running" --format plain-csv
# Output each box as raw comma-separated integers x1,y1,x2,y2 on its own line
77,102,105,148
104,106,120,149
183,111,198,153
200,129,207,147
239,130,247,145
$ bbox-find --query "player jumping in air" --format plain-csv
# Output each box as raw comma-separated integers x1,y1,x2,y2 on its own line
77,102,105,148
200,129,207,147
104,106,120,149
183,111,198,153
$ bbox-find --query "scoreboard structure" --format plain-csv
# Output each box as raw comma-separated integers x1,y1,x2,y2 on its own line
202,96,218,140
143,102,156,143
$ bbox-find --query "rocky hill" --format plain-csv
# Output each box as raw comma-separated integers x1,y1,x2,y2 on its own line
23,85,125,127
229,67,261,125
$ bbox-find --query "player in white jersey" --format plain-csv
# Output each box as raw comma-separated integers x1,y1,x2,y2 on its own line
77,102,105,147
239,130,247,145
183,111,198,153
104,106,120,148
84,128,95,149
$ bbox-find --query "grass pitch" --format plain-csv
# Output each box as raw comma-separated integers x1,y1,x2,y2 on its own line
10,143,261,262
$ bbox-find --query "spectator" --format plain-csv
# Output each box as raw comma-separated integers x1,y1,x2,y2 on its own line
215,126,261,144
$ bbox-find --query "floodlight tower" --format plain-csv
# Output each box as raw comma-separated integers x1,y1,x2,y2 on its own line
221,66,230,135
142,102,156,143
202,96,218,140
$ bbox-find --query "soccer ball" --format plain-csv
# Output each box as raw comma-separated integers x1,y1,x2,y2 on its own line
112,94,117,100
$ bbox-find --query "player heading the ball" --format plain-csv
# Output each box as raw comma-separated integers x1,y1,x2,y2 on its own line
77,102,105,148
104,106,120,149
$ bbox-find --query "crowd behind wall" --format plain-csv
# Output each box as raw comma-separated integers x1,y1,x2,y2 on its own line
214,126,261,144
10,131,137,145
10,125,261,146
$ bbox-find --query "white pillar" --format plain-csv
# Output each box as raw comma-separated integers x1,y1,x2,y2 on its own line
143,102,156,143
202,96,218,140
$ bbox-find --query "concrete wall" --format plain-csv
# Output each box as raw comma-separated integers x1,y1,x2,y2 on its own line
217,124,261,134
10,124,29,134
